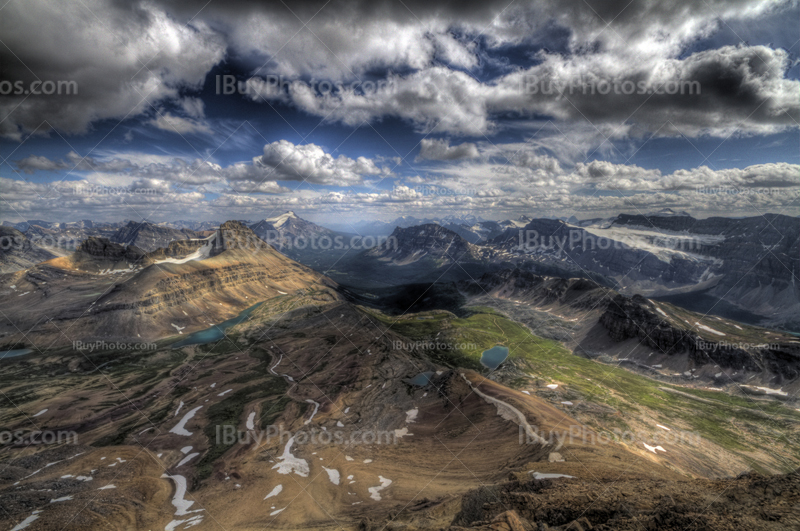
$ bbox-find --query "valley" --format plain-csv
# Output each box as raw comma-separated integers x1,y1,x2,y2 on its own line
1,219,798,529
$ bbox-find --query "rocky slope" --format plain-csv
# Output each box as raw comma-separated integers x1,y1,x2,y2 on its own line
2,294,798,530
0,226,58,273
457,268,800,391
611,213,800,327
367,224,482,266
0,221,339,348
110,221,200,252
446,468,800,530
0,299,704,531
599,293,800,384
249,211,333,245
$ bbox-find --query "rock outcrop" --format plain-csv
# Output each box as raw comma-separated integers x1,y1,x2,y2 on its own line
367,224,481,266
599,293,800,381
0,226,57,273
110,221,200,252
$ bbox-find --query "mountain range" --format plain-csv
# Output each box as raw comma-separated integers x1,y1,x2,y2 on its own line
1,216,798,530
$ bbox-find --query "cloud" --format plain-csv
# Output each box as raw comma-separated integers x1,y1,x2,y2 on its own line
15,152,222,185
16,152,134,174
260,44,799,137
417,139,479,161
244,140,388,186
179,97,205,119
227,180,292,194
148,112,211,135
1,0,796,141
15,141,391,189
0,0,225,140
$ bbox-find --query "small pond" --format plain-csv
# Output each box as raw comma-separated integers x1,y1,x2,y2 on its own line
172,302,264,348
480,345,509,370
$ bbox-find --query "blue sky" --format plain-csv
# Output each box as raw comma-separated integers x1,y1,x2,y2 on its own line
1,0,798,224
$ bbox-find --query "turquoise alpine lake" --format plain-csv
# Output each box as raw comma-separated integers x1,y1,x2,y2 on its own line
480,345,509,369
172,302,264,348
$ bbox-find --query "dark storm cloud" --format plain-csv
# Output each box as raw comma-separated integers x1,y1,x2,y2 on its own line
0,0,797,140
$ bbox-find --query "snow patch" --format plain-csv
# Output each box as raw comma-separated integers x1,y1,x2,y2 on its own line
272,436,309,477
304,400,320,425
170,406,202,436
643,443,667,454
368,476,392,501
322,467,341,485
264,485,282,499
529,472,574,480
11,510,42,531
695,322,725,336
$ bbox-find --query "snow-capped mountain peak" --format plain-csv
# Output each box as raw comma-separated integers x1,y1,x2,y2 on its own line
264,211,298,228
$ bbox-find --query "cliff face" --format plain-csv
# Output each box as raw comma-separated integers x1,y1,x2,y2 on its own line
368,224,480,265
110,221,199,252
612,213,800,324
599,294,800,381
492,218,711,285
0,221,340,346
78,237,148,262
0,226,57,273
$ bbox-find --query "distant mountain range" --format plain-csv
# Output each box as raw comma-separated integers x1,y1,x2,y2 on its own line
109,221,201,252
3,211,798,330
333,213,800,330
0,221,337,346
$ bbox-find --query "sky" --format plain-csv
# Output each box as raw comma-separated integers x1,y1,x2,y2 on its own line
0,0,799,225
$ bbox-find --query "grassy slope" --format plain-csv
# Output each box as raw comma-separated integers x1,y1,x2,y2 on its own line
366,305,800,472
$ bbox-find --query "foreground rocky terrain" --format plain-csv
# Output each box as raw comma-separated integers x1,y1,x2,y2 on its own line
446,468,800,530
